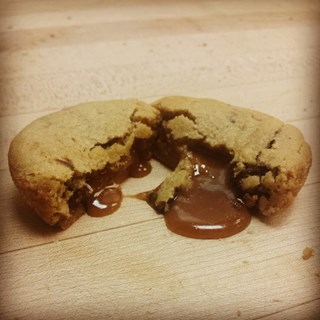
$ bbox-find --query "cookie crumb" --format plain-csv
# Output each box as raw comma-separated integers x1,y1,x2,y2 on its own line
302,247,315,260
237,310,241,317
243,260,249,265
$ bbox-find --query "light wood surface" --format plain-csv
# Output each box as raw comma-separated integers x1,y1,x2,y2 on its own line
1,1,319,319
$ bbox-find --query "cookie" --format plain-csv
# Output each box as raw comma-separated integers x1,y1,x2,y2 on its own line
8,96,311,234
151,96,312,217
9,100,160,228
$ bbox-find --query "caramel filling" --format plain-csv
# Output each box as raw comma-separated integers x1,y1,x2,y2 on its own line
87,185,122,217
67,138,153,219
163,152,251,239
85,159,152,217
68,139,251,238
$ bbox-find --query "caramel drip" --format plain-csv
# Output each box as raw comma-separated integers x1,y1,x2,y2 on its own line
87,185,122,217
131,191,150,201
164,152,251,239
85,156,152,217
83,144,250,239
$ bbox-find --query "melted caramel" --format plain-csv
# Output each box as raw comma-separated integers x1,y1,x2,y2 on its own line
131,191,150,201
84,153,152,217
85,169,123,217
129,146,152,178
164,152,251,239
87,185,122,217
78,141,250,239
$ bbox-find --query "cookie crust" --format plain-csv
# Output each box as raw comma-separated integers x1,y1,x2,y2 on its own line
9,100,160,228
8,97,312,228
152,96,312,215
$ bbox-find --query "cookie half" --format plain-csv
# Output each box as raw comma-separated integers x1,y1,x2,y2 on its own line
9,100,160,228
151,96,312,216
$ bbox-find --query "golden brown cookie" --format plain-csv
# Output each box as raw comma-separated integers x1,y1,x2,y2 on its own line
9,100,160,228
151,96,312,216
8,96,311,230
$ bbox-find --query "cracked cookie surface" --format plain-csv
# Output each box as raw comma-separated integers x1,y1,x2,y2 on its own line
152,96,312,216
9,100,160,228
8,96,312,229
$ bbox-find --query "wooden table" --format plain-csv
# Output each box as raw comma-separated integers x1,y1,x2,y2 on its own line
1,1,319,319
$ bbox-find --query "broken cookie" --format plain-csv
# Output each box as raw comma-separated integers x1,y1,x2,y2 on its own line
9,100,159,229
8,97,312,238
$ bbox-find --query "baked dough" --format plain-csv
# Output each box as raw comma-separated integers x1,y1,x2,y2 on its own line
9,100,160,228
8,96,312,228
152,96,312,216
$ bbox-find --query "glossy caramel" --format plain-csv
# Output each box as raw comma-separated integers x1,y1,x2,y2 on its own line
87,185,122,217
85,155,152,217
164,152,251,239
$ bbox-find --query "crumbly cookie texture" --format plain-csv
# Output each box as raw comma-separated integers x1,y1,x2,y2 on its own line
152,96,312,215
8,96,312,229
9,100,160,228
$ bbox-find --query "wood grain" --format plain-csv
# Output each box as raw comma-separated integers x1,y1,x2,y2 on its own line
0,0,319,319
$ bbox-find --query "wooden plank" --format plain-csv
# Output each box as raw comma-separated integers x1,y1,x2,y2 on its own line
0,188,319,319
255,298,320,320
1,51,319,117
1,10,319,53
2,0,319,21
1,0,320,33
2,25,319,78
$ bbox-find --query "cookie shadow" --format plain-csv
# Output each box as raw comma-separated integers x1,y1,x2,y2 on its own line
10,190,60,236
